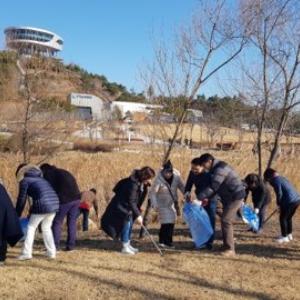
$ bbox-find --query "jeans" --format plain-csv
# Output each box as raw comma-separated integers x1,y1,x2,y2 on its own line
121,216,133,243
204,199,217,246
22,213,56,257
52,200,80,250
159,223,174,246
77,208,90,231
221,199,243,251
0,240,7,262
280,202,300,237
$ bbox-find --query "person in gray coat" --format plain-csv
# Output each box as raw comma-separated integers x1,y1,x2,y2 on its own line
150,160,185,248
196,153,246,256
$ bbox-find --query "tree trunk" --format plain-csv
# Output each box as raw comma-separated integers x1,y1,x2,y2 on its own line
267,112,287,168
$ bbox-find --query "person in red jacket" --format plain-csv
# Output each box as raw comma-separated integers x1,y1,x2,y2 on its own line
78,188,99,231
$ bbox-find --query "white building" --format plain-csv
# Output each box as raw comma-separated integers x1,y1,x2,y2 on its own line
4,26,63,57
112,101,162,117
69,93,110,121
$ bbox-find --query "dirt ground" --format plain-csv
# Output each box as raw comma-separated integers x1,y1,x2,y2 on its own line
1,216,299,300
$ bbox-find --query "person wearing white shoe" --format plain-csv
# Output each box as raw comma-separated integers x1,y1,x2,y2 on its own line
120,216,141,255
276,236,290,244
101,167,155,254
264,168,300,244
15,164,59,261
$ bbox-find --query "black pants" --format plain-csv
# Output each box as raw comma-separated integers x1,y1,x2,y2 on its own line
159,223,174,246
258,201,269,230
0,240,7,262
280,202,300,237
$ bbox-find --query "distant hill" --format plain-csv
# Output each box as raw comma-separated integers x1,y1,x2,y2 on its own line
0,50,146,104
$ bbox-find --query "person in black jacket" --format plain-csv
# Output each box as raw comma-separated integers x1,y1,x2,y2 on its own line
0,181,23,265
244,173,272,232
15,164,59,260
101,167,155,255
40,164,81,251
185,157,219,250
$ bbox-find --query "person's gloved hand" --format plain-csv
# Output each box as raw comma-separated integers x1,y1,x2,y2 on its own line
136,215,143,225
193,199,203,207
254,208,259,214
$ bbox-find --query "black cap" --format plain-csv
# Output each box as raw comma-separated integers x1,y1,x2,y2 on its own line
163,160,173,173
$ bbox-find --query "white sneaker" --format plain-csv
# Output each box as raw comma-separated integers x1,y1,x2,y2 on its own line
288,234,293,241
121,243,135,255
276,236,290,244
18,255,32,261
129,244,139,253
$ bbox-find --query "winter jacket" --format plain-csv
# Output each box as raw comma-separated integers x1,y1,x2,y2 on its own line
41,165,81,204
150,169,185,224
269,176,300,208
245,182,271,210
101,171,147,239
16,165,59,216
185,171,219,202
0,183,23,247
198,159,245,203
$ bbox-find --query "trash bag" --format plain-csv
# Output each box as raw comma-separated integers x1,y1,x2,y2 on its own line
241,204,259,232
183,202,213,249
19,218,29,241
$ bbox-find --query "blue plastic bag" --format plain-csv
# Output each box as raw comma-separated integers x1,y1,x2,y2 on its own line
19,218,29,241
241,204,259,232
183,202,213,249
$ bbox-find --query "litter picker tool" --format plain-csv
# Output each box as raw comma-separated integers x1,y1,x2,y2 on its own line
263,209,278,226
141,224,164,256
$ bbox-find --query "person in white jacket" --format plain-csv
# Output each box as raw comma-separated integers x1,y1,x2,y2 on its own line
150,160,185,248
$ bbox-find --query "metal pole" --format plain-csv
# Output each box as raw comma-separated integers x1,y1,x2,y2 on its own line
141,224,164,256
263,208,278,225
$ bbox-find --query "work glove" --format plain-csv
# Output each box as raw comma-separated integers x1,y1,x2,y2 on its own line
174,203,181,216
136,215,143,225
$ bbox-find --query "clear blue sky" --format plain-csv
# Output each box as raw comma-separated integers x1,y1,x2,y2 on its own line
0,0,222,96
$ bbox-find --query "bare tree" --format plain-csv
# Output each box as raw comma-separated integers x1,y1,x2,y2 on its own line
238,0,300,174
16,55,74,163
141,0,248,163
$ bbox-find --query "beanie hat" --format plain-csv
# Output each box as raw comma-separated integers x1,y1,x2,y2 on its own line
163,160,173,173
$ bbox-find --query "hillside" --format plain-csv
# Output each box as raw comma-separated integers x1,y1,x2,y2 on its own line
0,51,142,104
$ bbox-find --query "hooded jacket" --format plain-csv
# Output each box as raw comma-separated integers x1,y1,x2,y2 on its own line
16,165,59,216
0,183,23,247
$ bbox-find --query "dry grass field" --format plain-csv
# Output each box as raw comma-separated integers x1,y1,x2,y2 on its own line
0,148,300,300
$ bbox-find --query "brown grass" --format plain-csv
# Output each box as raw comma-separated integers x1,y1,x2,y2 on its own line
0,148,300,299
